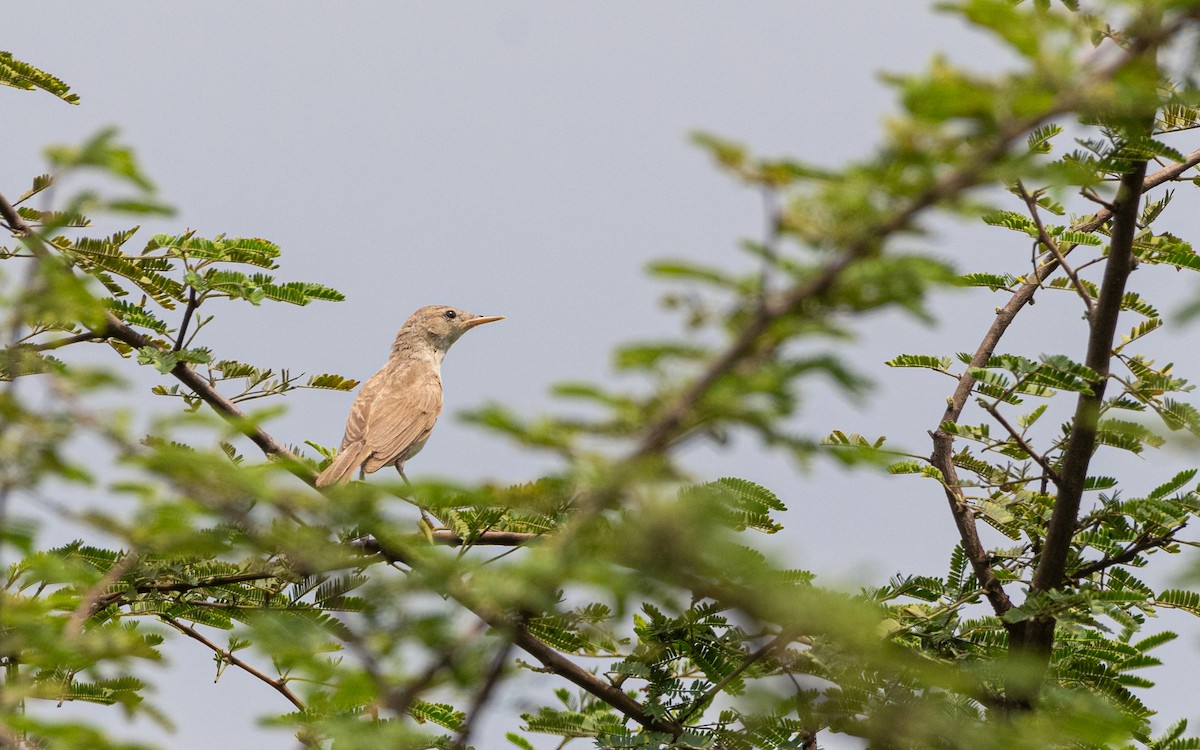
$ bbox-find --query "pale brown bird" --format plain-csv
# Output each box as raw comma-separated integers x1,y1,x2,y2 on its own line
315,305,504,487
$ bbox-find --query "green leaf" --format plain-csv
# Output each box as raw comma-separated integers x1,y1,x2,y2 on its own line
1154,590,1200,617
647,259,739,289
104,299,169,334
506,734,537,750
305,373,360,391
982,210,1036,235
1027,124,1063,153
885,354,952,372
45,128,154,190
1115,318,1163,352
259,280,345,305
958,272,1019,291
1148,469,1197,500
407,699,464,730
0,50,79,103
16,173,54,205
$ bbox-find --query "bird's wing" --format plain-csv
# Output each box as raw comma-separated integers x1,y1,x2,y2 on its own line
339,367,389,450
362,366,443,471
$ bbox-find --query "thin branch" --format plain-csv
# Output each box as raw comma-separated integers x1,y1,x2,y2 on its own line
976,400,1061,485
1030,158,1148,599
365,535,684,737
676,629,796,725
160,615,307,713
1069,524,1187,581
66,552,140,636
0,193,29,236
21,331,102,352
452,639,515,750
173,286,199,352
927,146,1200,622
429,529,539,547
1016,182,1094,314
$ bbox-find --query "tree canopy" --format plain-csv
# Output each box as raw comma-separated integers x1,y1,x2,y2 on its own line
5,2,1200,748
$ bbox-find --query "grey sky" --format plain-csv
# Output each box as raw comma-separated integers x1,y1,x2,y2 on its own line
7,3,1200,748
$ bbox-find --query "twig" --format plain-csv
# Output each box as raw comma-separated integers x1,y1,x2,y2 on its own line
927,146,1200,622
160,615,306,712
1069,524,1187,580
452,639,515,750
0,193,28,236
429,529,539,547
65,552,140,636
173,286,199,352
976,400,1061,485
1016,182,1094,314
20,331,102,352
676,629,795,725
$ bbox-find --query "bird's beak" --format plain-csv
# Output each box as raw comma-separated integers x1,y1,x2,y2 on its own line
464,315,505,329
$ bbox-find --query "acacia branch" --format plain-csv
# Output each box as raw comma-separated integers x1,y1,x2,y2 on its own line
160,615,308,714
1029,157,1148,601
631,22,1188,464
677,629,795,725
928,146,1200,622
976,400,1060,485
1016,182,1094,314
21,331,103,351
0,192,28,236
1069,524,1187,581
365,535,685,737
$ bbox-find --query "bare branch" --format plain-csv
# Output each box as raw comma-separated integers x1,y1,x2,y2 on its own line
160,615,308,713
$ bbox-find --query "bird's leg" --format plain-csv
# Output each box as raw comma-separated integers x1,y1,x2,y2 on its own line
394,461,411,490
397,461,438,528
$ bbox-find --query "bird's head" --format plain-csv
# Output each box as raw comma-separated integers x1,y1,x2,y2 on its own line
394,305,504,356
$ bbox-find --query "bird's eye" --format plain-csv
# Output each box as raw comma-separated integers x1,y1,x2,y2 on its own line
443,310,457,319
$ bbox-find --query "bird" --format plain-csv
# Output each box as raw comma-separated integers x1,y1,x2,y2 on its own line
315,305,504,488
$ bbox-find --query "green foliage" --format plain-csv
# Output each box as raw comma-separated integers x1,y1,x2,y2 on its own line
6,2,1200,750
0,50,79,104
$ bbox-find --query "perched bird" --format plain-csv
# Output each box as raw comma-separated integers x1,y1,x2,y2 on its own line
315,305,503,487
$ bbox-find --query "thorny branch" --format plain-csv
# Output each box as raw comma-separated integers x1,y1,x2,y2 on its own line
160,615,308,713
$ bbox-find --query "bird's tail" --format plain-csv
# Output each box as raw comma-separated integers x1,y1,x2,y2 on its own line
315,442,370,488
